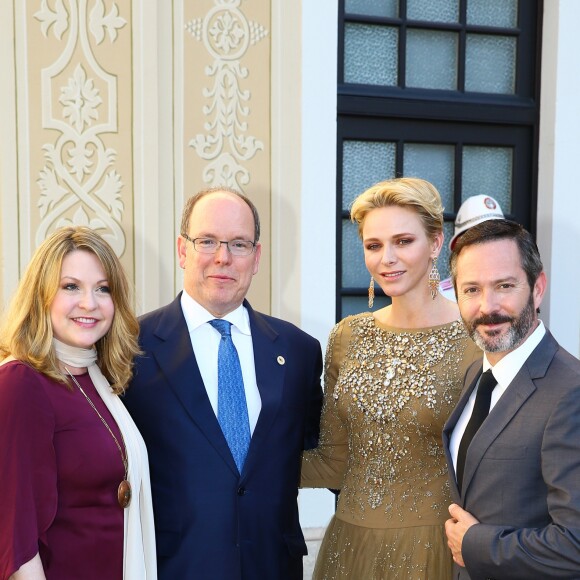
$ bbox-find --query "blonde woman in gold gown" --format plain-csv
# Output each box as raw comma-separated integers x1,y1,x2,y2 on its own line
302,178,481,579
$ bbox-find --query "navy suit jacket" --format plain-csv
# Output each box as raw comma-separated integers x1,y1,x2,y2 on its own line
443,330,580,580
123,295,323,580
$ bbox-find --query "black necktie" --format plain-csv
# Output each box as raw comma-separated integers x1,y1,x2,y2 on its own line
456,369,497,492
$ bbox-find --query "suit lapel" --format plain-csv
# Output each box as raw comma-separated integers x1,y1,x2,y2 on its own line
460,331,558,498
151,296,238,475
460,373,535,497
241,302,284,479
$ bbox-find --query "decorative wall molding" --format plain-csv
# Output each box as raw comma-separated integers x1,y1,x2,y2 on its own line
185,0,268,190
34,0,127,255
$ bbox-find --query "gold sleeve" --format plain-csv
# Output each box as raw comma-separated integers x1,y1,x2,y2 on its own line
300,319,350,489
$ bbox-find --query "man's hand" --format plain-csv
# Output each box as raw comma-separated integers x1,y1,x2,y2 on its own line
445,503,480,567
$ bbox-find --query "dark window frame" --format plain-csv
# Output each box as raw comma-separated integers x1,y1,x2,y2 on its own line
336,0,544,321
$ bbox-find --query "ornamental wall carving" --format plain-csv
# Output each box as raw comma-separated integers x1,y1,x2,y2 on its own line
30,0,133,265
180,0,271,309
185,0,268,190
2,0,272,310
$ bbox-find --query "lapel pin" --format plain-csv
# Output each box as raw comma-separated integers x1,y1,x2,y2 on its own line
277,355,285,365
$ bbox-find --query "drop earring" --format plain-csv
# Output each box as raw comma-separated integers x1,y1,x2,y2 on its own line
428,257,440,300
368,276,375,309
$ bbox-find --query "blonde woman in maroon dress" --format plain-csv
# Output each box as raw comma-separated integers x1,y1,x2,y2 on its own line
0,227,156,580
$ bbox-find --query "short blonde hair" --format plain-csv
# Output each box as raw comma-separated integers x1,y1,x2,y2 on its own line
0,226,140,393
350,177,444,240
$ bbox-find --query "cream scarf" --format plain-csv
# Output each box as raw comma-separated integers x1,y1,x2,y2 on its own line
53,339,157,580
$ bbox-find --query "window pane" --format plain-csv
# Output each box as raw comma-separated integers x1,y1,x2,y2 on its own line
345,0,398,18
406,30,458,90
344,24,398,86
462,146,513,212
465,34,516,94
467,0,518,28
342,220,368,288
407,0,459,23
342,295,391,318
439,221,455,281
403,143,455,210
343,141,396,209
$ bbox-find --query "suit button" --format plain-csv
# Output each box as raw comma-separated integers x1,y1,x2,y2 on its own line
237,487,246,496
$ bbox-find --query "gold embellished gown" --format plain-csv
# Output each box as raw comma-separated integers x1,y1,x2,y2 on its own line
301,313,481,580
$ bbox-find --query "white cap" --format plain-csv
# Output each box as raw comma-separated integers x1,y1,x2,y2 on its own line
449,195,505,250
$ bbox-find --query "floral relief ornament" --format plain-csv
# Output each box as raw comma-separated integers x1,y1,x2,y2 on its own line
33,0,127,256
185,0,268,190
60,63,102,133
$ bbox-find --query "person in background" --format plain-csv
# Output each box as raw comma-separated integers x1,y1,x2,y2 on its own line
301,177,481,579
439,195,504,300
444,219,580,579
0,226,156,580
122,187,323,580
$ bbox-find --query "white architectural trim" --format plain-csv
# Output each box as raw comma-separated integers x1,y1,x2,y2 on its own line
272,0,339,528
0,0,19,302
133,1,176,314
300,0,338,345
271,0,338,342
15,2,32,271
271,0,302,325
537,0,580,357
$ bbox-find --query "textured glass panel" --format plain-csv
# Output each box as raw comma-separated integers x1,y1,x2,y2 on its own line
465,34,516,94
439,221,455,281
342,295,391,318
344,24,398,86
408,0,458,23
345,0,398,18
467,0,518,28
342,220,369,288
403,144,455,211
343,141,396,209
462,146,513,212
406,30,458,90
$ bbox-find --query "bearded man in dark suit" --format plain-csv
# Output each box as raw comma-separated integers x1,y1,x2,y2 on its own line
443,219,580,580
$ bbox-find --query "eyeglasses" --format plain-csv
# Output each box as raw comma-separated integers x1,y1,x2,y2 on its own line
181,233,256,257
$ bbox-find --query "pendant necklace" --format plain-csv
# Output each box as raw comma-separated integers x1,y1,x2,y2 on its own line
65,367,131,508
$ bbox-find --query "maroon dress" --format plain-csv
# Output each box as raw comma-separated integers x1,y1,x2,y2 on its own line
0,361,124,580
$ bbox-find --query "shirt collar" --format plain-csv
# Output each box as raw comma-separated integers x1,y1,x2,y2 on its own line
180,290,251,335
483,320,546,387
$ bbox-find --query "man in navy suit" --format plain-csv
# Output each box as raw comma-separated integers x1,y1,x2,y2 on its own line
443,219,580,579
123,187,323,579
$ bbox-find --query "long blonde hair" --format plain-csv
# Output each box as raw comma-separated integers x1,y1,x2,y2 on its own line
0,227,141,393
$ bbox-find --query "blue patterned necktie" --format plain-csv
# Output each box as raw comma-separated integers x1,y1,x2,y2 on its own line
209,319,251,473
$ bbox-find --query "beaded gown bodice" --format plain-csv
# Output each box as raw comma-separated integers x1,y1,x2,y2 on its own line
302,313,481,528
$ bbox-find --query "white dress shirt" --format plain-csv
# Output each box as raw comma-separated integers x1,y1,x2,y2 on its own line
450,320,546,474
180,291,262,434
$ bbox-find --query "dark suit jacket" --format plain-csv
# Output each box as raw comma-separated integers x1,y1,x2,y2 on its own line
123,295,323,580
443,330,580,580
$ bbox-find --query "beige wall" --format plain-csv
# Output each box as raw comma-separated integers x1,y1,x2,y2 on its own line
1,0,272,314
